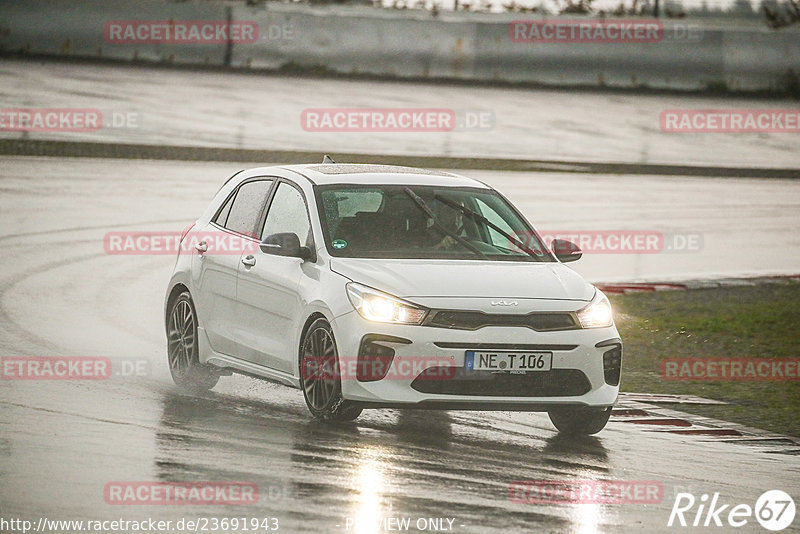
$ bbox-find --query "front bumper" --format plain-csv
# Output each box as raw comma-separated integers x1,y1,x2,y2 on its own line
331,310,620,411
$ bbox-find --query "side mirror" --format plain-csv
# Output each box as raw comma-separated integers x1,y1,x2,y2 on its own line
260,232,313,261
551,239,582,262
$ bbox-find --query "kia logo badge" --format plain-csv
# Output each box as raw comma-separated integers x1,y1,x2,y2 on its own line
491,300,518,306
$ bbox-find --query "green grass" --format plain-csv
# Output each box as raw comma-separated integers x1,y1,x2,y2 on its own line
610,282,800,437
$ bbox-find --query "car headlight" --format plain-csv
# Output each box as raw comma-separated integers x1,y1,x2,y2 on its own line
346,282,427,325
577,291,614,328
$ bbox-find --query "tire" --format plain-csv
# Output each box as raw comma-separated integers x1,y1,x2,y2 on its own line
548,406,612,435
166,291,219,392
299,318,362,422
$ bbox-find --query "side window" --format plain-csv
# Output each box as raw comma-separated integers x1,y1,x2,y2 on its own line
475,198,516,249
224,179,273,236
261,182,313,247
213,191,235,227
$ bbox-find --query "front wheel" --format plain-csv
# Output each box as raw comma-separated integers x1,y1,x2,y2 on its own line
548,406,612,435
299,318,362,422
166,291,219,392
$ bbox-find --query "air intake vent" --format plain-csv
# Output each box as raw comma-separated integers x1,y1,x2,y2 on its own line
425,311,578,331
411,368,591,397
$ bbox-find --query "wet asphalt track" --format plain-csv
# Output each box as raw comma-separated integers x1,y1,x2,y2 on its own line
0,156,799,533
2,59,800,170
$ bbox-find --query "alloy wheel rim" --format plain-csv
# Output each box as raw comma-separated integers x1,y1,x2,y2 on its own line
302,326,338,410
167,299,194,379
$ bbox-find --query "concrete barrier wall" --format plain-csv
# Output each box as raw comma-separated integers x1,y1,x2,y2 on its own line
0,0,229,65
1,0,798,91
230,7,481,79
721,28,800,91
474,24,726,90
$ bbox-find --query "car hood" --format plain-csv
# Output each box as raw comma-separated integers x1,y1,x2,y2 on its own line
329,259,594,301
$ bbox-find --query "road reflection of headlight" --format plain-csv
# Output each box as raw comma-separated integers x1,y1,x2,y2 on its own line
570,474,611,534
352,448,386,534
574,503,602,534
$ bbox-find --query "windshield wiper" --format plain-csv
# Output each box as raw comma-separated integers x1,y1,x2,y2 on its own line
403,188,488,259
433,193,545,260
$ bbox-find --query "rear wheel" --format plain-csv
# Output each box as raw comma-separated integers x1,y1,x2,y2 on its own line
300,318,362,421
548,406,612,435
166,291,219,392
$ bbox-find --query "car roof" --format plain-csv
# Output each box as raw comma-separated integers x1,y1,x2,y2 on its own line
242,163,490,188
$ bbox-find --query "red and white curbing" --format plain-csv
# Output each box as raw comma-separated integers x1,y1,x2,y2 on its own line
613,395,800,451
597,274,800,295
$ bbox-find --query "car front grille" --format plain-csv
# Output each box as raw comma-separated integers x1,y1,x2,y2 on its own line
424,310,578,331
410,368,591,397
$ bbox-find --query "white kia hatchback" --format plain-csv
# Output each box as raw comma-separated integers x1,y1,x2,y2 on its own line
165,161,622,434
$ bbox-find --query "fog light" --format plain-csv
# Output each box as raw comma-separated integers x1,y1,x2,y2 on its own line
602,344,623,386
357,334,411,382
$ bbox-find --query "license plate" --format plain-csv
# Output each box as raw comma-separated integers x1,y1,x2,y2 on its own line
465,351,552,372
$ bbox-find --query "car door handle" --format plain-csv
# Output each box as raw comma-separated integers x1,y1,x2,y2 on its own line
194,240,208,253
241,255,256,267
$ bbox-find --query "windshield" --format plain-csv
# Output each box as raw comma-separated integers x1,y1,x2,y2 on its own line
315,185,554,261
